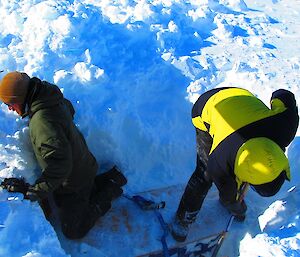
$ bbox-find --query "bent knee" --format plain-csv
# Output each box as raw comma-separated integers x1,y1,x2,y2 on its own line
61,222,87,239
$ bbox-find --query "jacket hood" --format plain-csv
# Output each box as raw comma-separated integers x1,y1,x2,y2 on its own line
26,78,63,117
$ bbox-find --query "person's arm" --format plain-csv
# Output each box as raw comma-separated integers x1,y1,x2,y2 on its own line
29,118,72,200
271,89,298,110
208,154,247,219
271,89,299,147
208,155,238,203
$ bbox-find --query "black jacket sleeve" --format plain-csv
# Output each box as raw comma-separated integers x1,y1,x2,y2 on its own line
207,154,238,203
270,89,299,147
271,89,298,110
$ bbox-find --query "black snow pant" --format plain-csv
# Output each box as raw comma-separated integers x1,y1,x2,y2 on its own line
176,128,213,223
53,167,125,239
53,181,109,240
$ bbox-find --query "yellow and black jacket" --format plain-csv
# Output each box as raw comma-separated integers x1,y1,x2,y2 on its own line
192,87,299,202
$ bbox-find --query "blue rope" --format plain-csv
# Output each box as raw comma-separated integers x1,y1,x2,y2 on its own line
124,194,170,257
154,210,170,257
148,233,221,257
123,194,165,210
124,193,229,257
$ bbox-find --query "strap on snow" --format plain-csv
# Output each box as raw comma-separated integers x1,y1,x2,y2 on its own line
124,194,169,257
123,193,231,257
154,210,170,257
123,194,165,210
178,234,220,256
147,233,221,257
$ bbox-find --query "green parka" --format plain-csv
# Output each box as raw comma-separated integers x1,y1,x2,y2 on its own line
25,78,98,199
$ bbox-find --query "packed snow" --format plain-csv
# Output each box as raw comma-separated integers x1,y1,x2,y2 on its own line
0,0,299,256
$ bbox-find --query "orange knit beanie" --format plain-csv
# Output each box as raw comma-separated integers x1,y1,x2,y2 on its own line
0,71,30,104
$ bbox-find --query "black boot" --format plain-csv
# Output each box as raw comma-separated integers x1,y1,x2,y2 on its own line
94,166,127,188
93,199,112,217
102,180,123,200
170,211,198,242
90,190,113,217
90,181,122,213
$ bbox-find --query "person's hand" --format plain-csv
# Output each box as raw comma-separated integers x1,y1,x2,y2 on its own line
219,198,247,221
0,177,29,194
24,187,40,202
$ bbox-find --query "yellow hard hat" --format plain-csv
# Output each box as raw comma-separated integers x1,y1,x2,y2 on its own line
234,137,290,186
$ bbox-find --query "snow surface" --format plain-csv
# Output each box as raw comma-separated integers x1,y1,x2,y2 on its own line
0,0,299,256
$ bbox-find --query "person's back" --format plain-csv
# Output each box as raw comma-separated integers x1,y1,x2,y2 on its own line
192,87,298,152
0,71,127,239
27,78,98,196
171,86,299,242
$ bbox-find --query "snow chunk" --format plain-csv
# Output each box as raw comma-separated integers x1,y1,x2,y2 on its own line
220,0,248,11
258,200,286,231
168,20,178,33
50,15,71,51
240,233,289,257
212,15,234,39
53,70,70,84
73,62,104,83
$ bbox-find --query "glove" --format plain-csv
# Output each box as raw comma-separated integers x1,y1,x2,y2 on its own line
219,198,247,221
0,177,30,195
24,187,40,202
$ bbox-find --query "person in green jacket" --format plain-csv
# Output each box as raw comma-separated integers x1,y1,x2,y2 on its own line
171,87,299,242
0,71,127,239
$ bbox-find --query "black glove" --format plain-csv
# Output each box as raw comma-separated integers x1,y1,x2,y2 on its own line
0,177,30,195
24,187,40,202
219,198,247,221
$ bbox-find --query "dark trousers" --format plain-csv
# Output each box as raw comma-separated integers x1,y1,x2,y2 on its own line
52,168,124,239
54,181,102,239
176,129,213,222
